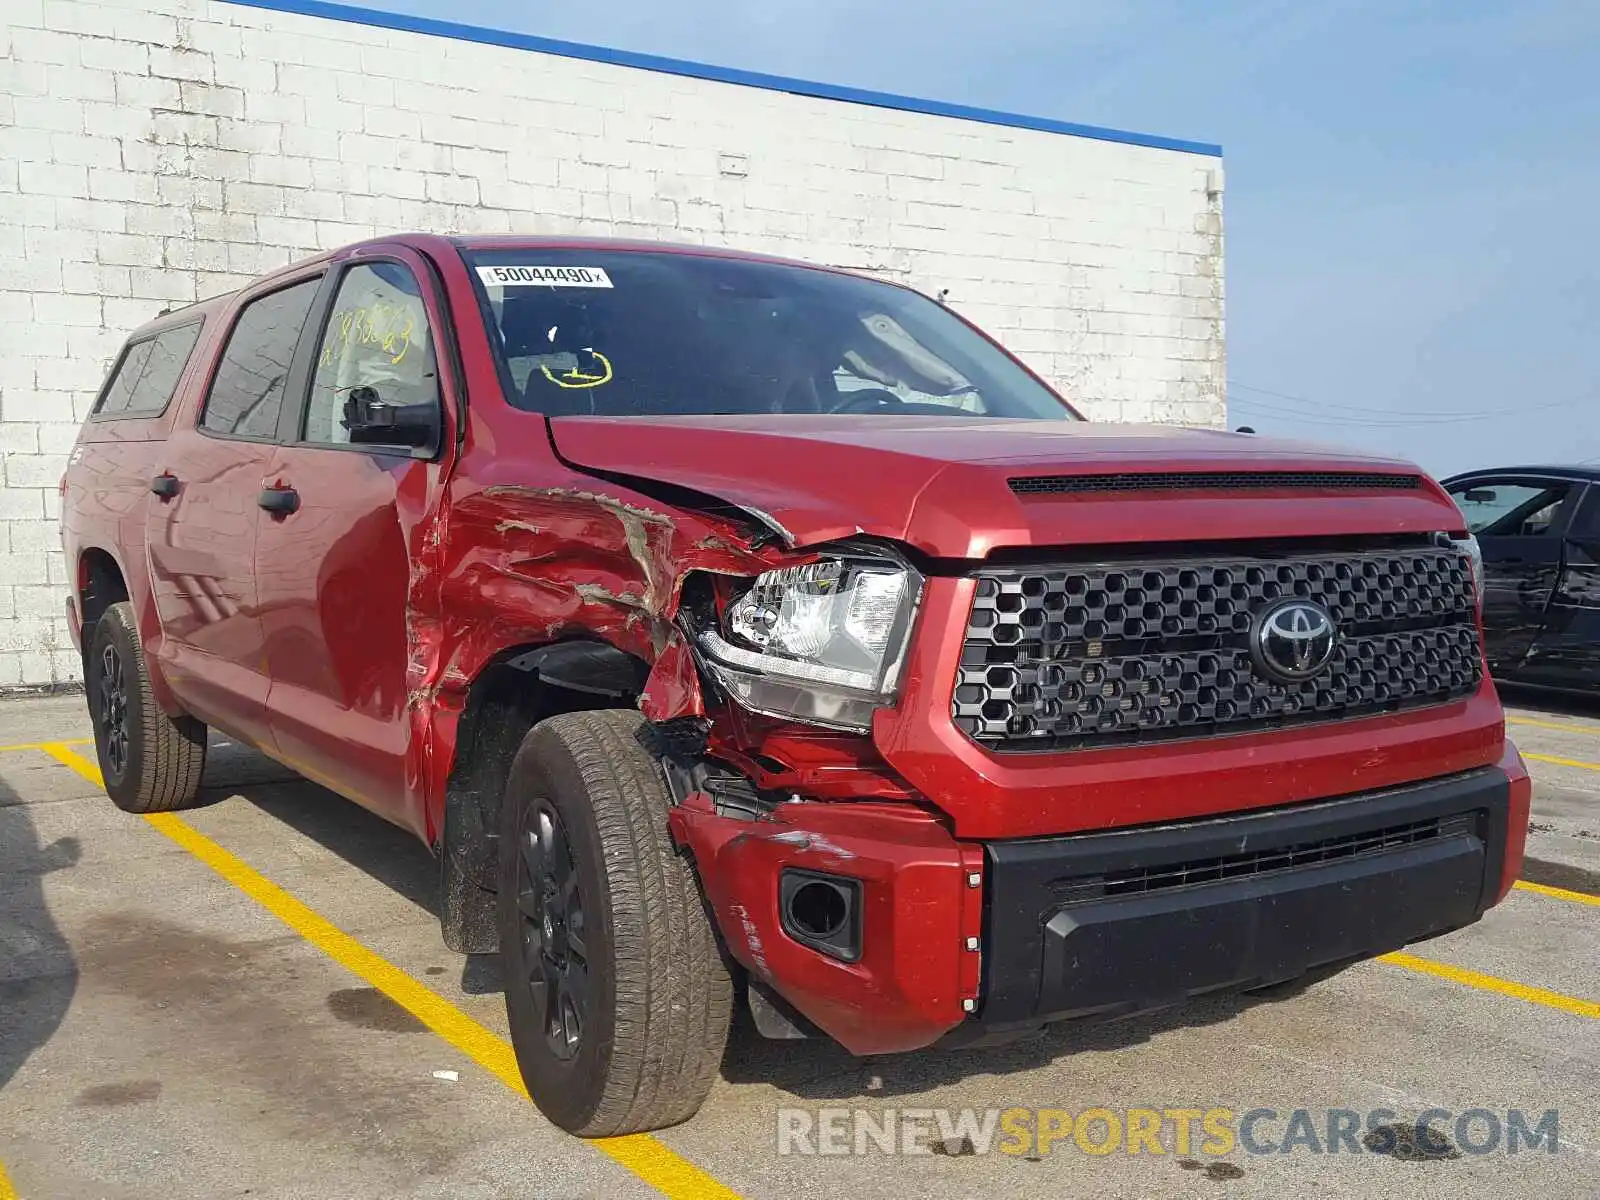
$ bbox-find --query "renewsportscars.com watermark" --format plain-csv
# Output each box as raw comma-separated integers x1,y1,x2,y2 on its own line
775,1106,1563,1158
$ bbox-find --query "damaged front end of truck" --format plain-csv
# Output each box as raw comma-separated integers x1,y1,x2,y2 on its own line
409,454,985,1052
418,409,1529,1062
401,239,1530,1135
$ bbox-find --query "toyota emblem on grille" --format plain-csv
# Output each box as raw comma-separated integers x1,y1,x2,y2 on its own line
1250,599,1337,683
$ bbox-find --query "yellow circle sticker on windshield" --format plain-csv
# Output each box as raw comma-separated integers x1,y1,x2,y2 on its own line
541,349,613,389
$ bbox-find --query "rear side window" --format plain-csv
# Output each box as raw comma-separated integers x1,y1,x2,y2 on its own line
201,278,320,439
95,322,204,418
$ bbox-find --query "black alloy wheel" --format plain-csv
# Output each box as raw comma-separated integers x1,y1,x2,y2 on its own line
97,642,131,781
514,800,590,1061
497,710,732,1135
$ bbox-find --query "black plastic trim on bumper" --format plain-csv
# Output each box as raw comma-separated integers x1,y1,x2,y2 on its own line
973,767,1509,1032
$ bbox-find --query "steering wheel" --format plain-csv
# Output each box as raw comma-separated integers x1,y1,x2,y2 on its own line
827,388,905,414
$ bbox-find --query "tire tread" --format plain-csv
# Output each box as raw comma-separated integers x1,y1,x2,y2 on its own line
507,709,731,1135
91,602,206,813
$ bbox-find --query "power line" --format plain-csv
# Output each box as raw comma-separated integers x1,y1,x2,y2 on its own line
1230,381,1593,422
1229,382,1479,417
1227,397,1494,428
1227,383,1594,427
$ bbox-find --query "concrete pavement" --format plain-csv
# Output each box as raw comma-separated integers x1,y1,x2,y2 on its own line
1,693,1596,1199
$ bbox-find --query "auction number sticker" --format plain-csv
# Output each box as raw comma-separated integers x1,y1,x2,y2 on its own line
476,265,614,288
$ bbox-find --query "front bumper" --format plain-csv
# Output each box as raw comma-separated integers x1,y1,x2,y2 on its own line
973,759,1521,1038
668,796,985,1055
672,744,1530,1055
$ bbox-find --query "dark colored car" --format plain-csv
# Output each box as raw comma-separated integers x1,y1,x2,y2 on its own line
62,234,1531,1136
1441,466,1600,693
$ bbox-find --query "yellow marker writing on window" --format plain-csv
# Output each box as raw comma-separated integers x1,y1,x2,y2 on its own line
319,302,416,368
541,349,613,389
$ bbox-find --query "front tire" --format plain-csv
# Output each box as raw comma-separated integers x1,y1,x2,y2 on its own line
498,709,732,1136
86,601,207,813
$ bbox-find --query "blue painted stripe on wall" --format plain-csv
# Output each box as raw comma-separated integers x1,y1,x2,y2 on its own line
220,0,1223,158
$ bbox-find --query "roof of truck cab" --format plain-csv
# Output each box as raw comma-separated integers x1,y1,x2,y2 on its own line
1442,465,1600,483
126,290,239,340
449,234,861,272
121,234,857,345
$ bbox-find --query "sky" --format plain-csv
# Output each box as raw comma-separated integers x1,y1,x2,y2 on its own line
378,0,1598,477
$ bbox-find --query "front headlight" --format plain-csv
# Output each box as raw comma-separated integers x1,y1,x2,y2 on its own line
1449,532,1484,608
696,557,922,731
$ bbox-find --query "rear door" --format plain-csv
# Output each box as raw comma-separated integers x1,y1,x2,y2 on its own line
1446,474,1582,675
146,274,323,747
1518,483,1600,689
254,251,455,837
65,317,208,643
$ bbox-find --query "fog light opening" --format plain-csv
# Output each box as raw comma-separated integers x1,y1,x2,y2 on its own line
789,879,849,940
779,869,862,962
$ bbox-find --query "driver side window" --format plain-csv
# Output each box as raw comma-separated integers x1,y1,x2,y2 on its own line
305,263,439,445
826,311,987,413
1449,480,1572,537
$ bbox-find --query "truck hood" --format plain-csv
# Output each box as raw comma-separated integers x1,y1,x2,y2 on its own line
547,415,1463,558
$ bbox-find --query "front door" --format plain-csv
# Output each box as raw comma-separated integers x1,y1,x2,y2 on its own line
1447,476,1580,675
256,254,454,838
1518,484,1600,689
146,275,324,748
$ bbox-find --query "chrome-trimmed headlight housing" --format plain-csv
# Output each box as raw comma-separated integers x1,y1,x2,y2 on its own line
697,557,923,731
1440,531,1484,608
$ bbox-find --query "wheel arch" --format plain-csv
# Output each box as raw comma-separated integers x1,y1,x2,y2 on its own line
435,636,652,950
75,542,187,715
77,545,130,655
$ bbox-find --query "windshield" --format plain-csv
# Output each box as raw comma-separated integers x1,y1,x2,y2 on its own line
466,250,1078,420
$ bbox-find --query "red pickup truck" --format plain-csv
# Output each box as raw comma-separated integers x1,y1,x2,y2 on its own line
61,234,1530,1136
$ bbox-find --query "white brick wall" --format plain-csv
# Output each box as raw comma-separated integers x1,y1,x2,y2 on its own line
0,0,1225,688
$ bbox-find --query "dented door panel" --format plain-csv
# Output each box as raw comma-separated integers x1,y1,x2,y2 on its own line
1520,484,1600,690
1449,475,1579,673
256,247,466,837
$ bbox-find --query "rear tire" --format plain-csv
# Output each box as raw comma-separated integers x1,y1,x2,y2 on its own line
86,601,207,813
498,709,732,1135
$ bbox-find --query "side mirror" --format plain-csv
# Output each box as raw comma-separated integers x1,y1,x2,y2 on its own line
342,385,439,451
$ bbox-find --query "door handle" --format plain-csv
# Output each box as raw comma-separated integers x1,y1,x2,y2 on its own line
258,486,300,516
150,473,180,499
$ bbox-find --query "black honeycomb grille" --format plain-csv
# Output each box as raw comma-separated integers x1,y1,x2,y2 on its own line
1008,471,1422,496
954,547,1482,751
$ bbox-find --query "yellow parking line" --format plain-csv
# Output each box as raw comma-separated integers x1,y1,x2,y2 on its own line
1507,715,1600,736
1525,751,1600,772
30,739,1598,1189
1514,879,1600,908
0,738,92,754
0,1159,17,1200
35,743,741,1200
1380,952,1600,1018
